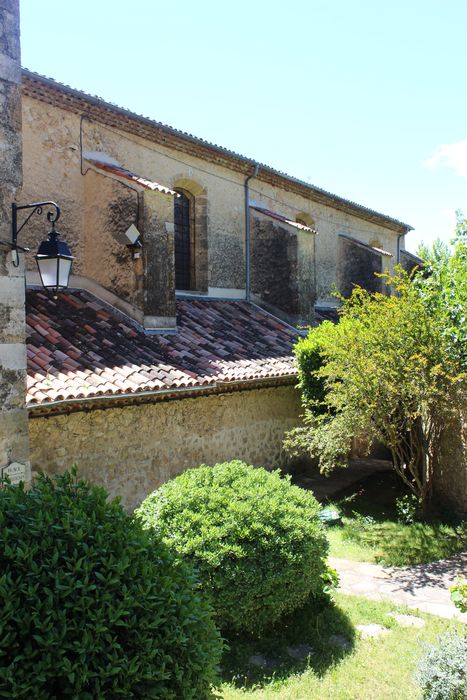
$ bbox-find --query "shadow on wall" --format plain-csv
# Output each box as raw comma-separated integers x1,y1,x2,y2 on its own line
337,235,384,298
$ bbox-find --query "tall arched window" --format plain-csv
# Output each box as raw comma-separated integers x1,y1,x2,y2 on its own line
174,190,194,290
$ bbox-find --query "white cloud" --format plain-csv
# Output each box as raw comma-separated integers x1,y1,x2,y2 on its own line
424,141,467,177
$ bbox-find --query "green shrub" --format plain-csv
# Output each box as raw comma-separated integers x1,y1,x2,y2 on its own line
395,493,420,524
293,326,329,413
136,461,329,635
0,471,221,699
451,576,467,614
415,631,467,700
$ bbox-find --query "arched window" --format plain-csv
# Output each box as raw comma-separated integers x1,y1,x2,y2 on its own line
174,190,194,290
295,212,316,230
172,178,207,292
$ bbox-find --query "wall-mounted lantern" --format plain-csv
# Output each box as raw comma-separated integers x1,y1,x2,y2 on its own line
124,223,142,260
8,201,74,296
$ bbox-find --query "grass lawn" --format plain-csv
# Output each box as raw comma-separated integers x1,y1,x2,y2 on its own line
324,471,466,566
220,593,465,700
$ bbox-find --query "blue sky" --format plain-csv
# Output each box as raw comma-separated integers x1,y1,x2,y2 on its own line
20,0,467,252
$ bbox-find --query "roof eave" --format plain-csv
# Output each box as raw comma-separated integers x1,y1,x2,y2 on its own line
27,374,298,417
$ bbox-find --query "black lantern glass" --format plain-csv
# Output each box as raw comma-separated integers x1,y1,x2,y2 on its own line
35,226,74,296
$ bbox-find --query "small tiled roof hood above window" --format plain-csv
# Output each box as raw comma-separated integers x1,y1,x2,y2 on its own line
83,151,178,196
249,201,317,234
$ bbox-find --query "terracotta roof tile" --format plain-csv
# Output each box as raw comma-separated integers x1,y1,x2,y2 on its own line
26,289,299,407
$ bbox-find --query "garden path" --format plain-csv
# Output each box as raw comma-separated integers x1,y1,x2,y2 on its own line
329,553,467,622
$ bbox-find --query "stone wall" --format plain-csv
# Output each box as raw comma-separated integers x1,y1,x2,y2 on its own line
142,190,176,328
296,225,316,322
0,0,30,483
29,384,301,511
251,214,299,319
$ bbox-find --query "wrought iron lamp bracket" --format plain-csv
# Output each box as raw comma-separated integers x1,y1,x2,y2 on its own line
9,201,61,266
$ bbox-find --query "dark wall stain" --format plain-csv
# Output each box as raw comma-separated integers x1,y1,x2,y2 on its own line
251,217,299,316
107,192,138,243
0,368,23,409
338,237,383,297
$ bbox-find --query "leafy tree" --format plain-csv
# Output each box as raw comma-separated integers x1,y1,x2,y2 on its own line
414,213,467,371
416,237,451,266
285,264,465,515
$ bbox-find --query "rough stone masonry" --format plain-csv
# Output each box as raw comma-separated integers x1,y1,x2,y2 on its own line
0,0,31,483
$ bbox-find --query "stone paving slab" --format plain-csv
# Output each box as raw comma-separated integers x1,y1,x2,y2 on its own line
329,553,467,622
387,613,425,628
356,623,390,638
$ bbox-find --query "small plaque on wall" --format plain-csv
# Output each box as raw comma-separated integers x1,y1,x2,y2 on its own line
1,462,27,485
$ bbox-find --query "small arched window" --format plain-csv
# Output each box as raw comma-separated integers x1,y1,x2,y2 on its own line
174,190,194,290
296,213,316,230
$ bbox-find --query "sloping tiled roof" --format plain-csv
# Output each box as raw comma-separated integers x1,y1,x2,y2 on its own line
26,290,298,409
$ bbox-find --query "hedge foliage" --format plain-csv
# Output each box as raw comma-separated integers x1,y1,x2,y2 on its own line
293,326,329,414
0,471,221,699
136,461,329,635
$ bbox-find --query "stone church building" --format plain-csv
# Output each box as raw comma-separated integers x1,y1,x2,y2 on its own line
10,1,464,514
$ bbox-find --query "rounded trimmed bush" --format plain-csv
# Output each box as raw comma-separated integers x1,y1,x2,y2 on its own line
0,471,221,699
136,461,329,635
